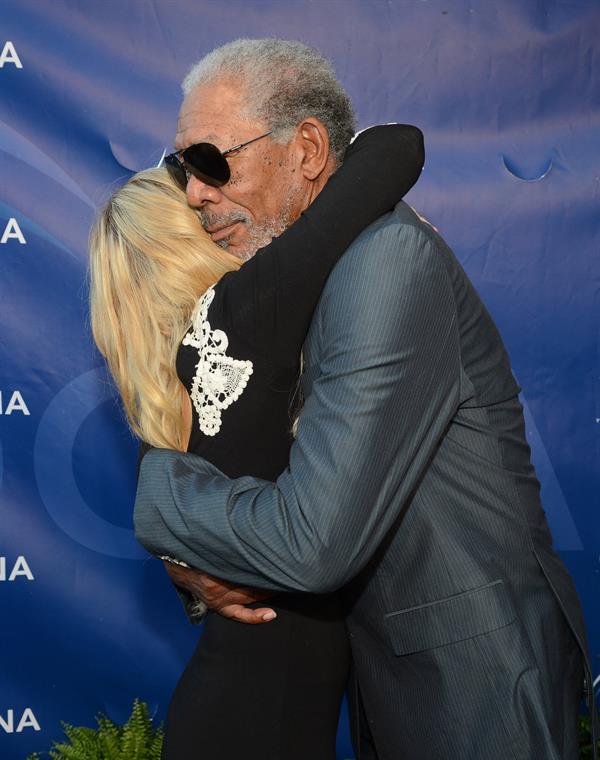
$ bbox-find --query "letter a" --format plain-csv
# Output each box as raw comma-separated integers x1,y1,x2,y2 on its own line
0,216,27,245
17,708,41,732
0,42,23,69
1,218,26,244
6,391,30,415
9,556,34,581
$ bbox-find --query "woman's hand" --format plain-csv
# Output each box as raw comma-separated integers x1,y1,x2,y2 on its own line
162,560,277,624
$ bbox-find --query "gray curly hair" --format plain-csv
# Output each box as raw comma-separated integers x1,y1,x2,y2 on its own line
182,38,356,164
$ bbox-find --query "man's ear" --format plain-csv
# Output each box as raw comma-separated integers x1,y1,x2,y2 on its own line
293,117,332,181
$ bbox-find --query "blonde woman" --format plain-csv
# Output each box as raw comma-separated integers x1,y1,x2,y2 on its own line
90,124,423,759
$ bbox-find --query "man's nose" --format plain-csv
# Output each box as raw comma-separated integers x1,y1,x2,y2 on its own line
186,175,223,208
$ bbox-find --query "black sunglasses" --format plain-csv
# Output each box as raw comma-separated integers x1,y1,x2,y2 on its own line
164,130,273,189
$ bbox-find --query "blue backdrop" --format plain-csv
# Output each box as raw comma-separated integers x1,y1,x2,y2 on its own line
1,1,598,758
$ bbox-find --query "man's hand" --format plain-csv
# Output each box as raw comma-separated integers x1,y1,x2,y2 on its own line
162,560,277,625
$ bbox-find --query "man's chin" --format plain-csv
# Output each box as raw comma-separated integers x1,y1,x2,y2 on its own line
212,220,286,262
215,237,255,262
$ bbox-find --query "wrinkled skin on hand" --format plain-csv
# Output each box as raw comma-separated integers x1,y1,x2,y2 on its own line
162,560,277,624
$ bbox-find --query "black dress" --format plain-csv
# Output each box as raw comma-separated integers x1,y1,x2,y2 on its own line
159,124,424,760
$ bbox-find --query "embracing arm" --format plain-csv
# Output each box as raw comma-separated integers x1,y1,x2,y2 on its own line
219,124,424,361
135,223,462,592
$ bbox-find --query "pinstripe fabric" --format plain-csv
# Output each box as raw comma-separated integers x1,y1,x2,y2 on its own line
135,202,594,759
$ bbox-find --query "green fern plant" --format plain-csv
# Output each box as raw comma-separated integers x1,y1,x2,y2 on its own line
25,699,163,760
24,702,598,759
578,714,600,759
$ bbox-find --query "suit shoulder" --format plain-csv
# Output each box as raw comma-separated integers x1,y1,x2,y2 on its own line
337,201,440,276
391,200,439,239
321,205,453,327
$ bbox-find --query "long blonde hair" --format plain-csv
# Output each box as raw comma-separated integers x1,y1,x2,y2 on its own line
89,168,241,450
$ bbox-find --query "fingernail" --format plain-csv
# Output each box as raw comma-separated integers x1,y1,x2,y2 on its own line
262,611,277,621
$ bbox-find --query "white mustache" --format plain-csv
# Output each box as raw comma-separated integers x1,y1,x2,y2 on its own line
199,210,250,229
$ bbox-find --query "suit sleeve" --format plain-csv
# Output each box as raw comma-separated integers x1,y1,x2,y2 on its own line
134,224,462,592
218,124,424,363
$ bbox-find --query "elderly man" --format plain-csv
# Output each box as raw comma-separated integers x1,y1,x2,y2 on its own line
135,39,595,760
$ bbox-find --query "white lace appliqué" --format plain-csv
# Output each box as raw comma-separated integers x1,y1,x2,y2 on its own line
183,287,253,436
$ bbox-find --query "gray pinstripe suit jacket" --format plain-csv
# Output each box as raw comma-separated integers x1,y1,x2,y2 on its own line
135,202,594,760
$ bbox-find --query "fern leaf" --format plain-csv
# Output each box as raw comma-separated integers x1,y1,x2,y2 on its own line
149,727,164,760
121,699,152,760
97,714,122,759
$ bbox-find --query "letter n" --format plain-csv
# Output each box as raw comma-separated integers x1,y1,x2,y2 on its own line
0,710,14,733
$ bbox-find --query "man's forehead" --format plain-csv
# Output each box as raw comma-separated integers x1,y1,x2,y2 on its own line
175,81,248,149
176,104,222,144
176,122,220,144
